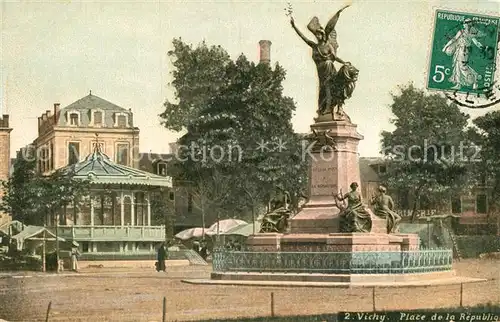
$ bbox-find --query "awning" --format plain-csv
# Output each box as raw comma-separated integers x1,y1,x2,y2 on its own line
205,219,247,236
11,226,66,251
221,221,261,236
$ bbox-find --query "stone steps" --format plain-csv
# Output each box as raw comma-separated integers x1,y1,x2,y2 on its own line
210,270,457,283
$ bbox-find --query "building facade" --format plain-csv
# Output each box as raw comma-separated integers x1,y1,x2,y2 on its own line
359,157,497,235
52,147,172,255
30,93,139,174
18,93,174,256
138,148,202,233
0,114,12,226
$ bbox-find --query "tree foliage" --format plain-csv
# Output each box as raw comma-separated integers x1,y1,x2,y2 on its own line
380,84,473,221
469,111,500,215
0,155,38,224
150,191,174,239
1,155,90,226
161,39,308,220
160,39,232,132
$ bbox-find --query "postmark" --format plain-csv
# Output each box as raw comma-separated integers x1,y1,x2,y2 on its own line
426,9,500,108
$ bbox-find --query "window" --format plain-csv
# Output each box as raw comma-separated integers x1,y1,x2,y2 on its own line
169,192,175,201
117,115,127,128
93,111,103,125
49,142,54,170
91,141,105,152
157,162,167,176
116,143,129,166
451,196,462,214
187,192,193,213
68,142,80,165
134,192,146,226
39,147,47,172
476,194,487,214
69,113,79,126
378,164,387,174
43,145,50,172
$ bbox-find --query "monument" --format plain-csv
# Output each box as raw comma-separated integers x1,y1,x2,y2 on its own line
204,5,481,286
245,5,419,257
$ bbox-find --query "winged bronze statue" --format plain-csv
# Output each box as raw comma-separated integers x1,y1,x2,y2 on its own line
290,5,359,120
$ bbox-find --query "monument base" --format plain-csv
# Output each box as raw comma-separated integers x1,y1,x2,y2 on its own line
289,205,388,234
247,232,420,252
210,270,457,284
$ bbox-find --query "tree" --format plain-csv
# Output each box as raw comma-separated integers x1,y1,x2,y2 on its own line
380,84,473,222
160,39,232,132
0,154,39,224
192,168,233,236
0,155,90,226
150,189,174,240
468,111,500,229
161,39,308,218
39,168,90,226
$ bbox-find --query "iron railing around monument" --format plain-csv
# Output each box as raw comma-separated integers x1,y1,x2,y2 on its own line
212,248,453,274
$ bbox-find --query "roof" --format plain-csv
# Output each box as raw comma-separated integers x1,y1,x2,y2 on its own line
138,152,175,173
12,226,60,241
62,148,172,187
359,157,384,182
222,221,261,236
11,225,66,251
57,93,131,127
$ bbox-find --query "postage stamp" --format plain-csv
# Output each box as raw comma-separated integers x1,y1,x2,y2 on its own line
427,9,500,98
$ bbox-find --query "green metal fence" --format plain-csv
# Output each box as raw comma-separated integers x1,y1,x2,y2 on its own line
212,248,453,274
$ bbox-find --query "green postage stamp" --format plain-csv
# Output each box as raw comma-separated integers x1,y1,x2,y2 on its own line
427,9,500,95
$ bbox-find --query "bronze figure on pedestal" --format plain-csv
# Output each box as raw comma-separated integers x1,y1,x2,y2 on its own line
290,5,359,121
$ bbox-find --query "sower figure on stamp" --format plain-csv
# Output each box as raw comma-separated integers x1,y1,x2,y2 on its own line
442,18,485,90
290,5,359,120
370,186,401,234
334,182,372,233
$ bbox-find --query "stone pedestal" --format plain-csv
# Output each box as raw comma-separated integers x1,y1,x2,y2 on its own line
290,118,364,234
246,117,421,252
247,232,420,252
234,115,436,287
246,233,283,252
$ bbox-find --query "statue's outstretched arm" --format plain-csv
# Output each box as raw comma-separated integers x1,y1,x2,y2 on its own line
291,18,315,47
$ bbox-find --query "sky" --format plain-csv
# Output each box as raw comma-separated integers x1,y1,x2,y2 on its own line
1,0,499,158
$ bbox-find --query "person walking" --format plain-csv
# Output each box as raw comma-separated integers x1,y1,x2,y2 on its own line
157,242,167,272
199,240,208,261
70,247,80,272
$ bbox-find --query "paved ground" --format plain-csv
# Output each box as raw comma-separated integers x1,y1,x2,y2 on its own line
0,259,498,322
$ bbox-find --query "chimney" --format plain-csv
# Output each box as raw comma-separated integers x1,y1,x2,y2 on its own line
54,103,60,123
0,115,9,128
259,40,272,64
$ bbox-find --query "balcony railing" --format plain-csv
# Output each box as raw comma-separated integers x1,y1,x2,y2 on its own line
49,225,165,241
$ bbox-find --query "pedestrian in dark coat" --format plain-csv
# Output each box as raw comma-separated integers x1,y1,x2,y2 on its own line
157,242,167,272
